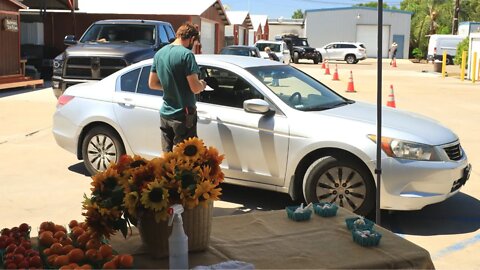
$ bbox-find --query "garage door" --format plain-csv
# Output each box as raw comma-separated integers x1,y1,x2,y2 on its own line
238,26,245,45
201,20,215,54
356,25,390,58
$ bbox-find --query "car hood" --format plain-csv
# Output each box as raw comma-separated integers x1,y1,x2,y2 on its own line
312,101,458,145
65,43,155,60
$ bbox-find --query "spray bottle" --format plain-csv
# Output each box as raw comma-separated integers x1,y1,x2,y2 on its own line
168,204,188,269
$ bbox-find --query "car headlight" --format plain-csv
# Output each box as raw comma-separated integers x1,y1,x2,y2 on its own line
53,59,64,74
368,135,439,161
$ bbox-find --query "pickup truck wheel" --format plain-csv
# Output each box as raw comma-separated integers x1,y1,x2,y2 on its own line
346,54,357,64
303,156,375,216
446,56,453,65
293,52,300,64
313,56,319,64
81,126,126,176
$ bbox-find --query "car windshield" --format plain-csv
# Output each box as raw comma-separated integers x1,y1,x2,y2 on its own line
80,24,156,45
292,39,309,46
246,65,352,111
256,43,281,52
220,48,250,56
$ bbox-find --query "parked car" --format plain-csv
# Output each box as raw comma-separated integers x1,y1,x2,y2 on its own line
427,34,465,65
276,34,321,64
317,42,367,64
53,55,471,216
52,19,175,99
219,45,261,58
254,40,291,64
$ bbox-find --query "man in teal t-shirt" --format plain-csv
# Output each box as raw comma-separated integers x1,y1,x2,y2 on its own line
149,23,206,152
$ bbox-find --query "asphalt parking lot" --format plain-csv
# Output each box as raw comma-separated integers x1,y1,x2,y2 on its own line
0,59,478,269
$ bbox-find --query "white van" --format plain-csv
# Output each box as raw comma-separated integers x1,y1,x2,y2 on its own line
254,40,291,64
427,34,465,64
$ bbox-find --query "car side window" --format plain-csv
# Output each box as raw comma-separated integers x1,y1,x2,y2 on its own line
137,66,163,96
197,66,264,109
165,25,175,40
120,68,141,92
158,26,169,43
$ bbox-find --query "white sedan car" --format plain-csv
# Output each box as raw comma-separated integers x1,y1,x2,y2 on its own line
53,55,471,216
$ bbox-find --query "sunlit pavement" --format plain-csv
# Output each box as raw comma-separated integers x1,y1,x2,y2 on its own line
1,59,479,268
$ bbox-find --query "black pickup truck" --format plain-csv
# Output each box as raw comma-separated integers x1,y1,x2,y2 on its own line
52,19,175,98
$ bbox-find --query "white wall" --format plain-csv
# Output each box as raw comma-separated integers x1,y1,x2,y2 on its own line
305,8,411,58
268,24,303,40
467,33,480,80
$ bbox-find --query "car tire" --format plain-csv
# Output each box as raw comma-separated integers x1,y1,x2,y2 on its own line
318,55,323,64
81,126,126,176
303,155,375,216
313,56,319,64
293,52,299,64
446,56,453,65
345,54,357,64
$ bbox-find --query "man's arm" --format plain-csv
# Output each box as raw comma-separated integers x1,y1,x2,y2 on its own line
148,72,163,91
187,73,206,94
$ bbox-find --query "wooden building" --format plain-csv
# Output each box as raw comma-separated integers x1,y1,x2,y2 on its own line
0,0,42,90
248,14,269,45
20,0,229,60
225,11,252,46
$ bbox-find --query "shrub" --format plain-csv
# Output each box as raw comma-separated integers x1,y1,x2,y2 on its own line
412,48,423,60
455,37,469,65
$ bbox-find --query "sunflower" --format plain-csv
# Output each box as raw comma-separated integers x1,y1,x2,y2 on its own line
90,167,121,193
203,146,225,183
174,137,206,163
195,181,222,202
82,206,116,239
123,191,139,216
140,180,169,212
129,163,155,187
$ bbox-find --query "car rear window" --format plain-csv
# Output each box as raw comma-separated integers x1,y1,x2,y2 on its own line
256,43,281,52
359,44,366,49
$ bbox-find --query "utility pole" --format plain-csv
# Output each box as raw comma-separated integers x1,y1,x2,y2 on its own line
452,0,460,34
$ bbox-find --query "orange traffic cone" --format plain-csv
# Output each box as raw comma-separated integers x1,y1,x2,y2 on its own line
324,61,331,75
346,71,356,92
392,58,397,68
386,84,396,108
321,61,326,69
332,64,339,81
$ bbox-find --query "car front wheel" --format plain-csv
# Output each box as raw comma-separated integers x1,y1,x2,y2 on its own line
303,156,375,216
293,52,300,64
345,54,357,64
81,126,126,176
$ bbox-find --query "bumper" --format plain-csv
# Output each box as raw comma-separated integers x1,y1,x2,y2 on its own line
301,52,320,60
52,110,81,157
52,76,99,98
379,157,471,210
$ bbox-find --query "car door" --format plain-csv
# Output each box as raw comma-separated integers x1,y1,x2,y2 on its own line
112,65,164,159
196,65,289,187
323,43,335,60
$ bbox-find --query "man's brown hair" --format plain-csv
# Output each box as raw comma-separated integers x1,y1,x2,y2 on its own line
176,23,200,41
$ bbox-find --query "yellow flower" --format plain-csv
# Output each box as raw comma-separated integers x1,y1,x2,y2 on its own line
123,191,139,216
203,146,225,183
174,137,206,163
90,167,121,193
140,180,169,212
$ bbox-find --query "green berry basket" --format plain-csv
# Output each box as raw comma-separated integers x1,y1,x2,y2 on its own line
345,217,375,231
313,203,338,217
285,206,312,221
351,229,382,247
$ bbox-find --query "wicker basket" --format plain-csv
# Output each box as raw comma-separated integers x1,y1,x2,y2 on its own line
137,201,213,258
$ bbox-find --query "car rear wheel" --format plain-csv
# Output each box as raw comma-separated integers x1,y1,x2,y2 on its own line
345,54,357,64
303,156,375,216
81,126,126,176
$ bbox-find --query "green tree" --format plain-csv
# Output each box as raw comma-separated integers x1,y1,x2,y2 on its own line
354,2,398,9
292,9,303,19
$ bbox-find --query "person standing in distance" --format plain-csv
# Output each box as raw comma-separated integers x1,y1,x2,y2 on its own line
148,23,206,152
389,42,398,65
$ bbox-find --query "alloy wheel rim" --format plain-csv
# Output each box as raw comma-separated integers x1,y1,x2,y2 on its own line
87,134,117,172
315,166,366,212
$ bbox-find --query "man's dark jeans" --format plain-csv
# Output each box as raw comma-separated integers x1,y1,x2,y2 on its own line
160,113,198,152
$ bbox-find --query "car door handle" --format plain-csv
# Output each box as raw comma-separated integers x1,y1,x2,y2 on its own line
118,97,134,107
197,110,211,120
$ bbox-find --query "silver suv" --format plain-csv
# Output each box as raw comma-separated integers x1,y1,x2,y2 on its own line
316,42,367,64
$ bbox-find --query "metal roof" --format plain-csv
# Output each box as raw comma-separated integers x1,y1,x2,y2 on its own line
19,0,75,10
250,14,268,30
77,0,229,24
225,11,252,28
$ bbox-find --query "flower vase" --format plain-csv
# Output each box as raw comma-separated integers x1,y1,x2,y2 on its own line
137,201,213,258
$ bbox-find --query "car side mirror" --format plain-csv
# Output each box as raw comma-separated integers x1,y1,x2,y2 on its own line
64,35,77,46
244,99,274,115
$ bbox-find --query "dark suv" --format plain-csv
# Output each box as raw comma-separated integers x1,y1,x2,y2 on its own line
277,34,320,64
52,19,175,98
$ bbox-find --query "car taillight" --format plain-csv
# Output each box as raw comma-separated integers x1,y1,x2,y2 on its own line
359,48,365,52
57,95,74,107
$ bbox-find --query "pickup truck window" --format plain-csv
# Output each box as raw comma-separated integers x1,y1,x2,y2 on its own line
80,24,156,44
159,26,169,43
165,25,175,40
